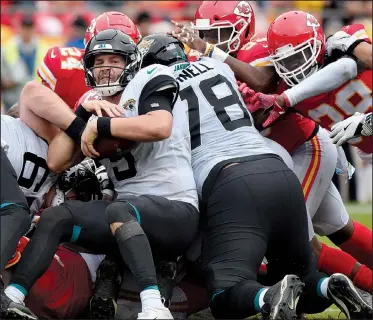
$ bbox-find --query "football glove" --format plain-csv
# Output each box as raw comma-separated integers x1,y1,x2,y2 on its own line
330,112,372,147
326,30,366,56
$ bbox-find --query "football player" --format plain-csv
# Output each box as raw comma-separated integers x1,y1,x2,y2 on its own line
140,33,372,320
247,14,372,157
4,29,199,320
0,115,57,290
172,2,372,292
15,12,141,319
19,11,141,145
36,11,141,110
0,116,110,319
0,119,37,320
326,28,372,69
3,159,110,319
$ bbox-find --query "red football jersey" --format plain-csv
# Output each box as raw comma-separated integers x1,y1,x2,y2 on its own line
74,89,102,111
37,46,90,109
237,37,317,153
292,25,372,153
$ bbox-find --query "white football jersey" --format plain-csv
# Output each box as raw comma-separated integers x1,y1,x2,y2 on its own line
1,115,58,214
99,64,198,209
171,58,273,196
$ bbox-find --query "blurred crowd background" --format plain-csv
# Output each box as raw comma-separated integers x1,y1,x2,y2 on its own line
1,0,372,203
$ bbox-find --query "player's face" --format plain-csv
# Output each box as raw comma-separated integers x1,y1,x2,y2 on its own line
199,27,232,52
277,47,314,79
93,54,126,85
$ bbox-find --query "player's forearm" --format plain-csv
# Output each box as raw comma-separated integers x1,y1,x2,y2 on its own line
19,99,60,144
225,56,277,93
47,131,83,173
109,110,172,142
353,42,372,69
20,80,76,130
283,57,357,107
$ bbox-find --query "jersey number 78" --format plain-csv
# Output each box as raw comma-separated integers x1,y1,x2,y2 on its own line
179,74,252,150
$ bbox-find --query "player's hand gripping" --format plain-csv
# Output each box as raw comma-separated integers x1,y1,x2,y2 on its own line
171,20,207,54
330,112,372,146
237,81,256,104
326,30,363,56
242,88,287,128
82,100,124,118
81,118,100,158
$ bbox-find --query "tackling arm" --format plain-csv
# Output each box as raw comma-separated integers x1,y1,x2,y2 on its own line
352,42,372,69
20,80,77,130
110,110,173,141
223,55,277,93
326,26,372,69
105,88,175,141
280,57,358,107
171,24,277,93
47,131,83,173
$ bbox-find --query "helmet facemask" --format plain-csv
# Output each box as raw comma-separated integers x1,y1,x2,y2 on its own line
192,18,249,53
270,30,324,87
84,50,142,96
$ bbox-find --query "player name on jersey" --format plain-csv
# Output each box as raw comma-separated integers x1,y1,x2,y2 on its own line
172,57,273,196
176,62,214,83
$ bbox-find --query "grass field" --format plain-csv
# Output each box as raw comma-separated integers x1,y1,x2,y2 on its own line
188,202,372,320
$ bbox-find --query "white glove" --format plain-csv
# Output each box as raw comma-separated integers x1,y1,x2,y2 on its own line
326,31,360,56
330,112,365,146
79,158,97,173
95,165,114,198
361,112,372,136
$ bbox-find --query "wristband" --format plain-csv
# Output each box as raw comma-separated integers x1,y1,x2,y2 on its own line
204,42,214,57
210,46,229,62
347,39,365,55
97,117,112,138
75,104,92,122
65,117,86,144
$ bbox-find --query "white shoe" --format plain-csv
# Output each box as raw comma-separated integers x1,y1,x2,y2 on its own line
137,306,173,319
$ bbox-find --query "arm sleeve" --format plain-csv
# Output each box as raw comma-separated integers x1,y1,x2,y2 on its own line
138,75,179,115
138,88,176,115
283,57,357,107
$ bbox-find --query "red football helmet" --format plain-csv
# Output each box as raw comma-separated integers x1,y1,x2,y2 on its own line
192,1,255,54
84,11,141,47
267,11,325,87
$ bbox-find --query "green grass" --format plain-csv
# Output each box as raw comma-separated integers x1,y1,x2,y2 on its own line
188,203,372,320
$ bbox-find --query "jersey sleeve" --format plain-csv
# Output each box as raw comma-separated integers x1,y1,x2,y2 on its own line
237,38,273,67
341,24,372,44
37,46,60,91
137,65,179,115
74,89,102,111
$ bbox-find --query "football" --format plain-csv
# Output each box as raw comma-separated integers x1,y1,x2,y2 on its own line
94,136,138,159
92,111,137,159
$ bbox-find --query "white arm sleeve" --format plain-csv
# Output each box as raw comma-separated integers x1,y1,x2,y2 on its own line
284,57,358,107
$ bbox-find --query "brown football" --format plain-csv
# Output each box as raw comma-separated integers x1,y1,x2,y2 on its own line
93,112,137,159
94,136,138,159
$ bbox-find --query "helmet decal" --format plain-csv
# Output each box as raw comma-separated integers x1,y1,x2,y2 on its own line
234,1,253,20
